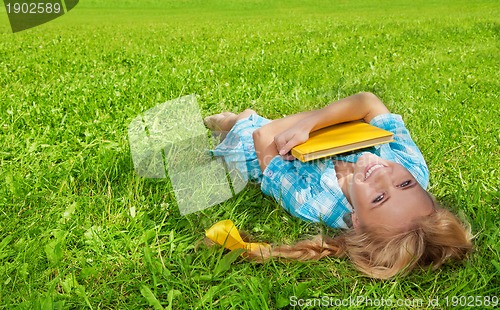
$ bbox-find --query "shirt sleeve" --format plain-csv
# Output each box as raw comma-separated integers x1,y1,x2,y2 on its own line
369,113,430,189
261,157,351,228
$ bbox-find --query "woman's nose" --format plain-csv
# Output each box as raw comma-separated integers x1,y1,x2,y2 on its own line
372,167,393,186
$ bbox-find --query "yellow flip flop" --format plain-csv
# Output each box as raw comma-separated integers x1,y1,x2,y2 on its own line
205,220,270,252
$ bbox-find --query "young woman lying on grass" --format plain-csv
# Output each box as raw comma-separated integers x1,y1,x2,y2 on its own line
204,92,472,279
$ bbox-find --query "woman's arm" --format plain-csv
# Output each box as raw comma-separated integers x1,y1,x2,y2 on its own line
253,92,390,171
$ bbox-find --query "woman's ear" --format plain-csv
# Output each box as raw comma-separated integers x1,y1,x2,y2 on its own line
352,211,361,231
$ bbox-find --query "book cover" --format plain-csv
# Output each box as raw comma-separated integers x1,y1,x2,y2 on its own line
291,121,394,162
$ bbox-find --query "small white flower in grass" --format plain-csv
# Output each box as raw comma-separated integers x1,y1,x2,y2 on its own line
130,206,136,218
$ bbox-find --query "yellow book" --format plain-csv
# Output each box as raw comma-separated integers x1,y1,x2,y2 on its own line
291,121,394,162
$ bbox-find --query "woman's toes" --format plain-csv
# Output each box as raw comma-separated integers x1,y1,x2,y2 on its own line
203,114,224,131
204,112,235,131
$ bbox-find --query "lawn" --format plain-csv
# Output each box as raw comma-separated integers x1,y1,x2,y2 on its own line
0,0,499,308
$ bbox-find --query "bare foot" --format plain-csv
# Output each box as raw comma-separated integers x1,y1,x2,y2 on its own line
203,112,236,132
204,109,257,138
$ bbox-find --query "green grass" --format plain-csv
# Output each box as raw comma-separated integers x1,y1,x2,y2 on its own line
0,0,499,308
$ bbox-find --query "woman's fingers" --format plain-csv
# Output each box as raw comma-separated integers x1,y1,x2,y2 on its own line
274,133,289,155
274,130,309,158
281,153,296,161
279,139,295,156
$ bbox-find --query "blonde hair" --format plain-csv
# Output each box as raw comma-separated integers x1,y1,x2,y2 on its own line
246,208,473,279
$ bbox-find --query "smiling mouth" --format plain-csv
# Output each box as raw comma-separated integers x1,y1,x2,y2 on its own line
364,164,385,180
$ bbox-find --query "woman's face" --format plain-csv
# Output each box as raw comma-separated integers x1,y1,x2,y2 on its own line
348,153,434,230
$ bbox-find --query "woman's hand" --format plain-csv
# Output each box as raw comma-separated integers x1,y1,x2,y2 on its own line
274,126,310,160
254,92,389,170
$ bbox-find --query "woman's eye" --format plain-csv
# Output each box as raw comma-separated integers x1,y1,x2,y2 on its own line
372,194,384,203
399,180,412,187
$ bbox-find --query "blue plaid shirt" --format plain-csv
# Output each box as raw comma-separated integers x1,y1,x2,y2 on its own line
213,113,429,229
261,113,429,228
